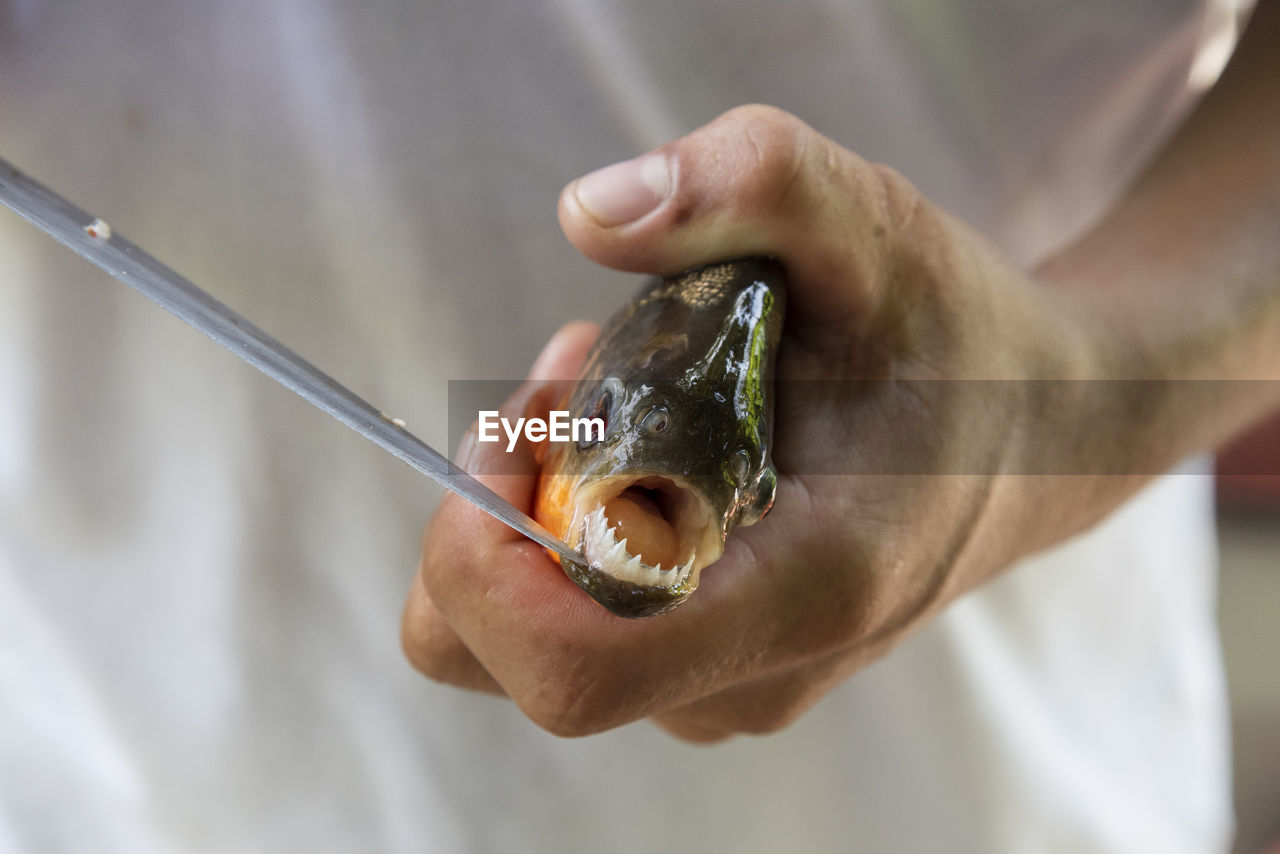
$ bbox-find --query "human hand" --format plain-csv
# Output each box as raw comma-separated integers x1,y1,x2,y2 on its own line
402,105,1128,740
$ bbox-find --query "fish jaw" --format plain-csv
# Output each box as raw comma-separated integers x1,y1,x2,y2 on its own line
552,475,723,619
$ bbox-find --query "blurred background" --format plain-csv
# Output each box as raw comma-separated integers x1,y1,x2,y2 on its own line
0,2,1275,850
1216,416,1280,854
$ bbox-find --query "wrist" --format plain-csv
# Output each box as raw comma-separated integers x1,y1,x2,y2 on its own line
977,281,1158,565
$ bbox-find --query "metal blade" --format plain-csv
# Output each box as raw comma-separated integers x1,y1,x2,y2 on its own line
0,156,585,568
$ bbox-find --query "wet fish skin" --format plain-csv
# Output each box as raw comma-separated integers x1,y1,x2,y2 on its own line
535,257,786,618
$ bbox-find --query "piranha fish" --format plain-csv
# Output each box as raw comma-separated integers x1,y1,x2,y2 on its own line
533,257,786,618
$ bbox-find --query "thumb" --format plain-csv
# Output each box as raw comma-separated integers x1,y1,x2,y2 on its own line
558,104,921,333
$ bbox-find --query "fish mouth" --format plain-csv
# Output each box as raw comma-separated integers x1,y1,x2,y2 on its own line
560,475,722,618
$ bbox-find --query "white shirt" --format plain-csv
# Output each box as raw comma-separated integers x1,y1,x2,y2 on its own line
0,1,1240,851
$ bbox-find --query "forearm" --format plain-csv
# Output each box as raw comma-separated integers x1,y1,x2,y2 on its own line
990,1,1280,555
1039,0,1280,388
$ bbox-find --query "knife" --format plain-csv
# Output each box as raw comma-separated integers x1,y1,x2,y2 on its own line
0,156,586,569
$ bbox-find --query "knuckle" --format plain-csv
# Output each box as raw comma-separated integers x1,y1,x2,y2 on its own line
671,697,806,739
663,675,818,740
870,161,926,236
400,621,452,683
742,117,810,214
721,102,809,150
736,716,791,736
715,104,817,217
510,638,640,737
521,666,621,738
732,695,809,736
399,580,480,688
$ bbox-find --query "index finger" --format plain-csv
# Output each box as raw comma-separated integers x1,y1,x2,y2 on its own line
405,322,601,685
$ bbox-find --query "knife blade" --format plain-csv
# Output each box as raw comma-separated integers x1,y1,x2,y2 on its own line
0,156,586,569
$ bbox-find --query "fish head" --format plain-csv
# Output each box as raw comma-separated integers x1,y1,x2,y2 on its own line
535,259,784,618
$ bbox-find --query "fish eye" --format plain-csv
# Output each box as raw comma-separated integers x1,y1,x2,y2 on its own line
638,406,670,435
729,448,751,487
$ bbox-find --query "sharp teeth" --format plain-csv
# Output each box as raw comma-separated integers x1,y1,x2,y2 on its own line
578,497,706,591
637,556,666,588
583,505,620,565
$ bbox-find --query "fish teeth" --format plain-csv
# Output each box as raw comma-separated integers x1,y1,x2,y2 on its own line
578,502,702,590
582,506,617,565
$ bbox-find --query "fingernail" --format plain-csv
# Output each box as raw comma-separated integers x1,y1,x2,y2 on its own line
573,153,669,226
